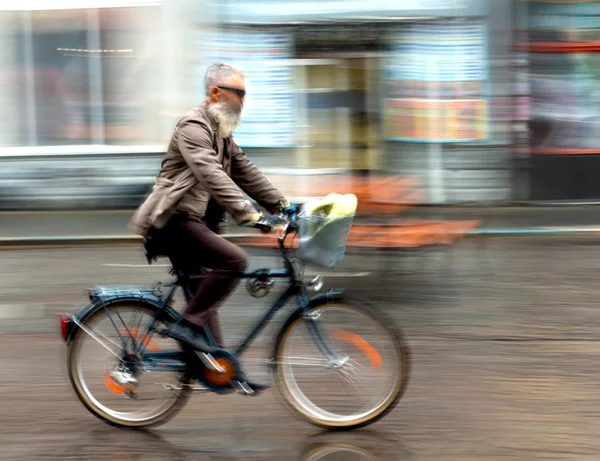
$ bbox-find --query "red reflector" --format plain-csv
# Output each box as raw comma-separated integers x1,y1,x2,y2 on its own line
57,313,71,341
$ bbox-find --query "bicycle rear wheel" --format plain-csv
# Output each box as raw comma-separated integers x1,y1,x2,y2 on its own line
273,297,410,430
67,301,191,428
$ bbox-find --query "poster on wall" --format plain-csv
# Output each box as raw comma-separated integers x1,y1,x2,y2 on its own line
382,21,489,142
198,30,295,148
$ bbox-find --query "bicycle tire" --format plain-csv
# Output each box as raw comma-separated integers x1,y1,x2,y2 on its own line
272,296,411,430
67,300,192,428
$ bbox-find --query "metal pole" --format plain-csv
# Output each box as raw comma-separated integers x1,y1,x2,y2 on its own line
87,8,105,144
23,11,37,146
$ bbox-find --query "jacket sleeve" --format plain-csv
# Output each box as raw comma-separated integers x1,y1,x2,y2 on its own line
178,120,258,223
230,140,287,213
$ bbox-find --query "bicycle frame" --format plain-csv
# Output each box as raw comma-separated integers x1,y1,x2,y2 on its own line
76,216,340,374
133,270,305,373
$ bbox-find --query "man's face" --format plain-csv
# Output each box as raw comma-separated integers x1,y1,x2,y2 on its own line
207,73,247,137
214,73,246,116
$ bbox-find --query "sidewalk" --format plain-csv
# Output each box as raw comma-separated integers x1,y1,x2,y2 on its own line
3,205,600,245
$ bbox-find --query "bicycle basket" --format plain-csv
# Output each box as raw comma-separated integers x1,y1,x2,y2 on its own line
297,194,356,269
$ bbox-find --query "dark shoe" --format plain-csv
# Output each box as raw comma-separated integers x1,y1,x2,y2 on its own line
162,320,218,354
162,320,269,393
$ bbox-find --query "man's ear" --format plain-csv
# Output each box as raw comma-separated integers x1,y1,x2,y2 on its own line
208,85,220,102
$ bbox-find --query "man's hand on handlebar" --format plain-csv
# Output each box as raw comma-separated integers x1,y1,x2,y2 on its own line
248,212,287,233
277,199,301,216
244,199,300,233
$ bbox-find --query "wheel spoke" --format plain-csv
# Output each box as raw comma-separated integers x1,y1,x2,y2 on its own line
71,316,124,360
271,356,335,367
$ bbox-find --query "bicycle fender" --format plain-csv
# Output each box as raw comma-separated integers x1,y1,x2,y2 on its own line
270,289,344,365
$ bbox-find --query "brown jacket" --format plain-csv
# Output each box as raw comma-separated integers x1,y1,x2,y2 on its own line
129,102,285,237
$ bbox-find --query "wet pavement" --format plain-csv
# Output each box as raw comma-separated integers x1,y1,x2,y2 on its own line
2,237,600,459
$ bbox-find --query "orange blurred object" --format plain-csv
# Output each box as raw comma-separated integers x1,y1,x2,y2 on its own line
237,174,480,250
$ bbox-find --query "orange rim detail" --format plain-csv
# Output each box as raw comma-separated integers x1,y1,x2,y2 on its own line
332,330,382,371
102,326,161,394
102,371,132,396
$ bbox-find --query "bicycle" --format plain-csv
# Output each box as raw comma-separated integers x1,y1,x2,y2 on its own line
57,203,411,430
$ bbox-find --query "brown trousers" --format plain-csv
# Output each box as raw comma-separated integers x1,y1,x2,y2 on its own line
157,213,248,348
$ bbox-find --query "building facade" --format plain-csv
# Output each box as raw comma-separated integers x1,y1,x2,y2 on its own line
0,0,527,208
518,0,600,202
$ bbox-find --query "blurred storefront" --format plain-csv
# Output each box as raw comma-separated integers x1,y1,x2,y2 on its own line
0,4,166,147
0,0,521,209
0,1,197,209
210,0,518,204
518,0,600,202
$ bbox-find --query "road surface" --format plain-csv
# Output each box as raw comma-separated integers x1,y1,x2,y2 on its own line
1,237,600,460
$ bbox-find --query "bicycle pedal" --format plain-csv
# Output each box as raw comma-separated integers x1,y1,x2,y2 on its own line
233,380,256,396
233,379,270,396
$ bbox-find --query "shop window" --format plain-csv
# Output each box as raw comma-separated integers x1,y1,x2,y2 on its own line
1,7,160,148
519,0,600,153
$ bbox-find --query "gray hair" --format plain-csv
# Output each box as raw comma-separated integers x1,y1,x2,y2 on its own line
204,62,245,96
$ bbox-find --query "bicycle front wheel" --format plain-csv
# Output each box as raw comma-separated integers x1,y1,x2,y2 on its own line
273,297,410,430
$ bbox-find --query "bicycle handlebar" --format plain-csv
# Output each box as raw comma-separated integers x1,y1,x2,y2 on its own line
240,203,302,234
252,204,300,233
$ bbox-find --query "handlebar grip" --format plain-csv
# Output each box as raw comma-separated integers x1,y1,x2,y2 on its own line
283,203,300,214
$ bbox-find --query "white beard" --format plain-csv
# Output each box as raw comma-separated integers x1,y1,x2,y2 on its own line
207,102,241,138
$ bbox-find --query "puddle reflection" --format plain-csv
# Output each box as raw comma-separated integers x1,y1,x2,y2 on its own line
75,425,402,460
301,441,379,460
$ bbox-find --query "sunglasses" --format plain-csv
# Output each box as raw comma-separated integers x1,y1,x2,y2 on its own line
217,86,246,99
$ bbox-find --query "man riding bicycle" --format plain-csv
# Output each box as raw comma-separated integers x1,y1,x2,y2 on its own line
129,62,289,392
